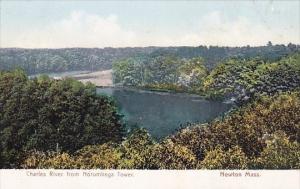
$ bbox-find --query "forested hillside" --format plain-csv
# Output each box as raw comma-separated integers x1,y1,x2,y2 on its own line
1,43,299,74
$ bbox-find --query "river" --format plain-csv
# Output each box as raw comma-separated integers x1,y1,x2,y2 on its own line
97,87,232,139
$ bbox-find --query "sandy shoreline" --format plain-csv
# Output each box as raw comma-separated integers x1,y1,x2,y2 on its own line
73,69,113,87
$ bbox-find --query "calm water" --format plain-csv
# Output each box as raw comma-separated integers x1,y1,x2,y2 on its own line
97,87,232,139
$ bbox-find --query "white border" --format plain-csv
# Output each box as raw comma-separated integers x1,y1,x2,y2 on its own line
1,170,299,189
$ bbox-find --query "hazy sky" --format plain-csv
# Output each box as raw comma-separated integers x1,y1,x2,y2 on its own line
1,0,299,48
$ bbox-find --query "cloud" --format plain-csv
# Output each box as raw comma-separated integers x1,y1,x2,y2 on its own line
2,11,299,48
5,11,136,48
193,11,300,46
135,11,299,47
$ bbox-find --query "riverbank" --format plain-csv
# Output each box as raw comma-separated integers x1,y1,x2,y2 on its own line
97,85,208,99
73,69,113,86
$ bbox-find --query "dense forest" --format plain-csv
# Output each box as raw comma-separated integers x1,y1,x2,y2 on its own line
0,49,299,169
0,42,299,74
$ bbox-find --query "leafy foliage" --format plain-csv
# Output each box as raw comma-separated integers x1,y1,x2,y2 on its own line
200,146,248,169
170,92,300,168
22,151,77,169
212,92,299,157
150,139,197,169
0,70,124,168
22,129,197,169
203,53,300,102
253,131,300,169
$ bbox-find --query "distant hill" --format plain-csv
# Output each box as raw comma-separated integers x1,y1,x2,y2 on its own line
1,43,299,74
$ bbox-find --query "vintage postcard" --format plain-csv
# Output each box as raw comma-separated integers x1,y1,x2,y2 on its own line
0,0,299,188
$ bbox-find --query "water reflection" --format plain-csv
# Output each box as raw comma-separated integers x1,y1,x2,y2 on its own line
97,87,232,139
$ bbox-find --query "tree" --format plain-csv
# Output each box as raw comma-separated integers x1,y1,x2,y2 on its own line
0,70,125,168
178,57,208,92
267,41,273,47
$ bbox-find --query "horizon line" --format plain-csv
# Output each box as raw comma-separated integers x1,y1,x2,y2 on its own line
1,43,300,50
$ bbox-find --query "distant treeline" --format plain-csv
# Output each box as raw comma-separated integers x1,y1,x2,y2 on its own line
0,42,299,74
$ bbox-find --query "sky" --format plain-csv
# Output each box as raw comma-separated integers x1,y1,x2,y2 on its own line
0,0,299,48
